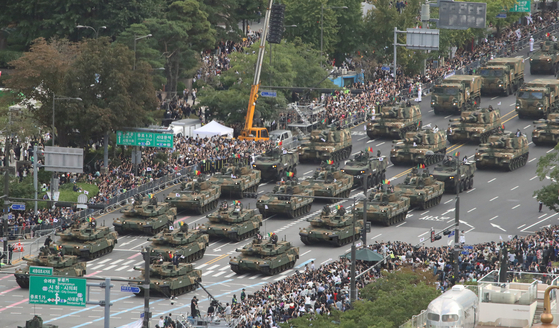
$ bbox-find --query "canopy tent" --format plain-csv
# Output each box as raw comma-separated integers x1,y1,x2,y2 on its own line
192,120,234,138
342,248,384,262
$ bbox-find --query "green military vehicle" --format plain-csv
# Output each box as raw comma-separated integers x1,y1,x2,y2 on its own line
431,75,482,114
18,316,58,328
299,205,363,246
432,156,476,194
353,188,410,226
113,195,176,235
14,247,86,288
148,224,209,262
530,40,559,75
256,178,314,218
297,126,352,163
252,148,299,181
480,57,525,96
447,107,502,144
366,102,422,139
394,168,444,209
229,236,299,275
199,201,262,241
133,262,202,297
515,79,559,118
532,113,559,145
341,151,388,188
209,162,260,198
51,218,118,260
475,132,530,171
165,176,221,214
300,164,353,201
390,128,447,166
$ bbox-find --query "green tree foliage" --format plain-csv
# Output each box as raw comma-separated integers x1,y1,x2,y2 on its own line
331,0,364,65
534,143,559,211
199,0,264,39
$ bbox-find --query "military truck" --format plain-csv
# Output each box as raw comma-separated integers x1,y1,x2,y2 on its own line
18,316,58,328
297,126,352,163
480,57,525,95
353,188,410,226
229,236,299,275
148,223,209,262
515,79,559,118
431,75,482,114
390,128,447,166
256,178,314,218
299,206,363,246
252,148,299,181
394,168,444,209
200,201,262,241
52,218,118,260
341,151,387,188
300,164,353,201
530,40,559,75
209,162,260,198
134,262,202,297
532,113,559,145
366,102,422,139
447,107,502,144
432,156,476,194
475,132,530,171
113,195,176,235
14,247,86,288
165,176,220,214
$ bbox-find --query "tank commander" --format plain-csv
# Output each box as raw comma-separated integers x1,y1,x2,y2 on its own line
270,233,278,245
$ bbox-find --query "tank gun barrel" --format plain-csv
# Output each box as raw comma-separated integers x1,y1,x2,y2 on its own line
488,141,505,147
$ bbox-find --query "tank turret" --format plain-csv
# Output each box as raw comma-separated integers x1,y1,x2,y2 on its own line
200,201,262,241
300,205,363,246
165,176,221,214
54,219,118,260
148,225,209,262
209,161,261,198
114,195,176,235
133,262,202,297
229,237,300,275
475,131,529,170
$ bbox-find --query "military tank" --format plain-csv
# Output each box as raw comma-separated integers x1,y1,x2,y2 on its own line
297,126,352,163
229,236,299,275
252,148,299,181
209,162,260,198
256,177,314,218
200,201,262,241
432,156,476,193
148,224,209,262
447,107,502,144
390,128,447,166
133,262,202,297
51,218,118,260
532,113,559,146
165,176,220,214
353,188,410,226
341,151,388,188
18,316,58,328
475,132,530,171
299,206,363,246
300,164,353,202
14,246,87,288
394,168,444,209
366,102,422,139
113,195,176,235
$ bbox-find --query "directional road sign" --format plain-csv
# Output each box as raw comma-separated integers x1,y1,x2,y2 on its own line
116,131,174,148
381,67,391,71
260,91,277,98
29,276,86,307
30,266,53,276
496,13,507,18
121,285,141,293
11,203,25,211
510,0,530,12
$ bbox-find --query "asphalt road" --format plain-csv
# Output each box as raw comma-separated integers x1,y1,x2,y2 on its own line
1,48,558,328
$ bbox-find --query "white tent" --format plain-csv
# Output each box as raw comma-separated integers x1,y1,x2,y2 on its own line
192,120,234,138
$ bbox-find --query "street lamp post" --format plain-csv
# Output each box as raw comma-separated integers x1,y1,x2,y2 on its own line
134,34,152,71
76,25,106,39
320,5,347,68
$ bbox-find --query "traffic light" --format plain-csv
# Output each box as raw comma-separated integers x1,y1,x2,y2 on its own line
268,4,285,44
430,228,435,242
443,230,452,236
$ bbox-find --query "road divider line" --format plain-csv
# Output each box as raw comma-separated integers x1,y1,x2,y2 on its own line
300,250,312,257
444,199,453,204
0,298,28,312
512,204,520,209
490,196,498,201
530,176,538,180
490,216,498,221
521,213,559,232
396,222,406,227
523,125,531,129
518,224,526,229
488,178,496,183
548,149,555,153
467,208,476,213
529,158,536,163
467,188,476,193
0,286,20,296
511,186,519,190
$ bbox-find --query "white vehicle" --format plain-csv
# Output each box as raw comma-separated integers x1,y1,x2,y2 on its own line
426,285,478,328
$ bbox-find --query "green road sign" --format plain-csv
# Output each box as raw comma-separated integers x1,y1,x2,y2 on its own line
116,131,174,148
29,276,86,307
30,266,53,276
510,0,530,12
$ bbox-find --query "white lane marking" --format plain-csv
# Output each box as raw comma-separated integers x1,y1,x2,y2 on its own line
444,115,452,119
304,170,312,175
134,261,144,266
491,223,506,232
511,186,519,190
212,271,226,277
236,274,248,279
396,222,407,227
523,125,531,129
529,158,536,163
467,188,476,193
219,265,229,271
491,96,499,100
518,224,526,229
97,259,111,264
418,231,429,237
444,199,453,204
352,152,360,156
490,196,499,201
467,208,476,213
300,250,312,257
259,182,268,187
521,214,558,232
376,142,385,146
358,137,368,141
249,274,261,280
262,277,271,280
370,234,382,240
225,272,236,278
367,140,376,144
202,271,214,277
530,176,538,180
420,211,430,215
539,213,547,218
548,149,555,153
488,178,496,183
528,142,533,145
429,110,434,112
490,216,499,221
206,264,220,271
89,264,106,271
512,204,520,209
274,275,288,281
196,264,208,270
509,103,515,106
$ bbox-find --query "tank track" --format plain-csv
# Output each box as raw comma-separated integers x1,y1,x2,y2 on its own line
326,190,351,203
229,228,260,242
418,195,443,210
380,211,408,226
506,153,529,171
260,260,296,276
143,224,169,236
14,274,30,288
197,199,219,214
288,204,312,218
184,248,206,262
331,146,353,163
82,245,115,260
333,233,362,247
300,235,311,245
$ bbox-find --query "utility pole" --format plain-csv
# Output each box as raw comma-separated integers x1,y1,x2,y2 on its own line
33,145,38,215
453,195,460,278
350,198,357,302
362,176,368,243
142,247,151,328
2,130,10,264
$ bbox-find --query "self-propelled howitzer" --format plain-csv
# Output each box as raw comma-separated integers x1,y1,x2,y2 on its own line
532,113,559,145
353,189,410,226
475,132,529,171
300,165,353,201
447,107,502,144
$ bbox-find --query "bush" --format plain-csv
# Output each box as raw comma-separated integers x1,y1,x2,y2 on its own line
0,50,23,68
177,81,186,94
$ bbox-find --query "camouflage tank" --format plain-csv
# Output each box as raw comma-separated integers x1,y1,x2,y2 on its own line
209,162,260,198
252,148,299,181
297,126,352,163
366,102,422,139
14,246,87,288
113,195,176,235
341,151,388,188
530,40,559,75
18,316,58,328
532,113,559,146
394,168,444,209
165,176,220,214
475,132,530,171
133,262,202,297
447,107,502,144
148,224,209,262
51,218,118,260
299,206,363,246
300,164,353,202
229,236,299,275
256,178,314,218
390,128,447,166
353,188,410,226
432,156,476,193
200,201,263,241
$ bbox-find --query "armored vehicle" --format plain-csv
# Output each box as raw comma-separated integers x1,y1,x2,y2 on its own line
200,201,262,241
341,151,388,188
353,188,410,226
14,247,86,288
299,206,363,246
256,178,313,218
297,126,352,163
394,168,444,209
113,195,176,235
229,236,299,275
252,148,299,181
18,316,58,328
52,218,118,260
431,75,482,114
532,113,559,145
475,132,530,171
134,262,202,297
165,176,220,214
447,107,502,144
209,163,260,198
432,156,476,193
480,57,525,95
148,224,209,262
390,128,447,166
516,79,559,118
366,102,422,139
530,40,559,75
300,164,353,201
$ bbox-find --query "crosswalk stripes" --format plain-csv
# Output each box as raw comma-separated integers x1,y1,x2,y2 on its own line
274,275,287,281
196,264,208,270
248,275,261,280
225,272,236,278
206,264,220,271
212,271,226,277
115,260,136,271
202,271,214,277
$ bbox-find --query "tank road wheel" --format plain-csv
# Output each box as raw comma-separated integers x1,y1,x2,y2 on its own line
289,210,295,219
301,235,311,245
420,201,427,210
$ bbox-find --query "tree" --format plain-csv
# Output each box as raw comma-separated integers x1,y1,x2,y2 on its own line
534,143,559,211
331,0,364,65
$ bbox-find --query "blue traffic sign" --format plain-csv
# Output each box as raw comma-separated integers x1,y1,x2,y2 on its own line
463,245,473,250
381,66,391,71
121,285,140,293
11,203,25,211
496,13,507,18
461,251,469,255
260,91,277,98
